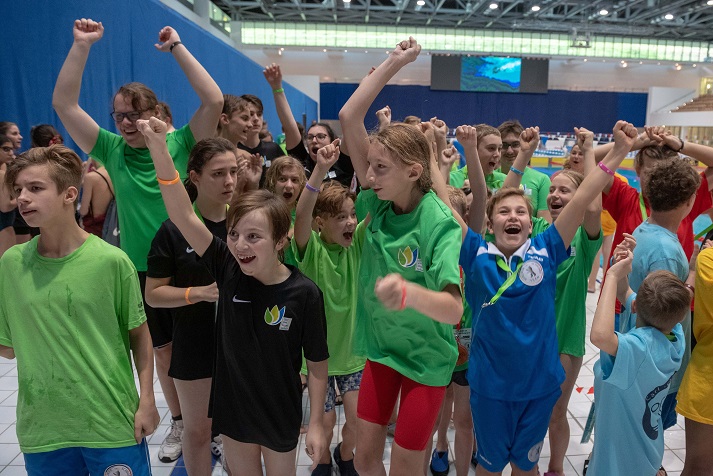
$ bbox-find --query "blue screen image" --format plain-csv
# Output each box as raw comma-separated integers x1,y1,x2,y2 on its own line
461,57,522,92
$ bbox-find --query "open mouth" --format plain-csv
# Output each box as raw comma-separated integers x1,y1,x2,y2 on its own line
343,231,354,241
283,192,294,201
504,224,521,235
238,255,255,264
549,202,563,211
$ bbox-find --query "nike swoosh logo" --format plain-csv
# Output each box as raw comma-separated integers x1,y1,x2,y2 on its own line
112,228,119,237
232,296,251,303
186,247,194,253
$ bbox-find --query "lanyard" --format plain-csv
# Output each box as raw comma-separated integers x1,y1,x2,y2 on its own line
639,193,648,221
482,257,523,308
695,222,713,240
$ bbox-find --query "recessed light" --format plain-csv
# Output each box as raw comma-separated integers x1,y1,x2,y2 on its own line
664,13,674,20
489,3,498,9
708,0,713,5
417,0,425,5
583,58,588,62
531,5,541,12
599,8,608,15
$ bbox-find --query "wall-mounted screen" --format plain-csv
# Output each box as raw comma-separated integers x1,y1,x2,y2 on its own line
460,56,522,92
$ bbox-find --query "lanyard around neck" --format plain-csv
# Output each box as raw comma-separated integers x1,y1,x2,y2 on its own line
639,192,648,221
482,256,523,308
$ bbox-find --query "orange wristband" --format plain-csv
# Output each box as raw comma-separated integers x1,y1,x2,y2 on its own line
399,280,407,310
185,287,193,305
157,170,181,185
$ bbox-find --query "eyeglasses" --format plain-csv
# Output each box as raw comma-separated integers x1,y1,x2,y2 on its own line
306,133,329,141
1,146,13,153
502,141,521,150
111,109,149,123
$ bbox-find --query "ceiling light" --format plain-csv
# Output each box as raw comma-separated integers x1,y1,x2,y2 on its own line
344,0,351,2
416,0,425,5
323,49,327,52
489,3,498,9
675,64,682,70
664,13,674,20
708,0,713,5
583,58,588,62
531,5,541,12
693,64,697,67
599,9,609,15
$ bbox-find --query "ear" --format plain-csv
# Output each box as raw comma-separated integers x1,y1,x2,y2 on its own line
220,113,229,125
631,299,637,314
189,169,200,186
486,218,494,235
409,163,423,182
275,235,289,252
315,216,324,231
65,186,79,205
527,217,533,234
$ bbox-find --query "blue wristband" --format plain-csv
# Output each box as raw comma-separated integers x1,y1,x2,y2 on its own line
510,166,524,176
305,182,320,193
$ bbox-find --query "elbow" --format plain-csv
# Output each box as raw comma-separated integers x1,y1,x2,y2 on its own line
590,329,607,349
338,106,352,123
144,291,160,309
447,301,464,325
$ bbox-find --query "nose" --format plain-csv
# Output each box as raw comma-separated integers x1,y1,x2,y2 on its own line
366,164,376,185
16,188,28,203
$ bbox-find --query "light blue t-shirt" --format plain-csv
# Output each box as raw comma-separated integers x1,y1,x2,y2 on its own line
589,323,684,476
629,220,690,393
460,225,568,401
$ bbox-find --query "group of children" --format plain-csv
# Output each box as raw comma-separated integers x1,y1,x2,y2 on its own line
1,19,712,476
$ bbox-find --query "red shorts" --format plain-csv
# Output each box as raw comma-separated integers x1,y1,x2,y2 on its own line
357,360,446,451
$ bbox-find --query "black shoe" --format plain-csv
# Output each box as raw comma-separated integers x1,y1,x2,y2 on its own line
311,461,333,476
333,442,358,475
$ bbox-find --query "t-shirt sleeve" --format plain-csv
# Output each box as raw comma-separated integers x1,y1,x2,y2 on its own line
173,124,197,154
301,283,329,363
602,175,627,221
89,128,123,167
119,257,148,330
0,259,12,347
356,188,379,217
691,172,712,217
293,230,321,265
146,222,176,279
287,143,310,169
264,142,287,161
459,228,484,281
535,173,551,212
600,331,647,390
544,223,570,267
352,219,367,255
580,226,604,260
425,216,463,292
199,236,235,285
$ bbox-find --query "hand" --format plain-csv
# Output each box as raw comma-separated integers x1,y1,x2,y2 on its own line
612,120,638,151
618,233,636,253
133,399,160,443
643,126,667,145
455,125,478,150
374,274,407,310
197,282,219,303
390,37,421,64
519,126,541,153
419,121,436,144
573,127,594,151
376,106,392,125
430,117,448,140
136,117,168,150
440,145,460,169
702,239,713,250
154,26,182,52
645,126,682,151
304,422,326,471
263,63,283,89
316,139,341,171
73,18,104,45
608,249,633,279
245,153,263,185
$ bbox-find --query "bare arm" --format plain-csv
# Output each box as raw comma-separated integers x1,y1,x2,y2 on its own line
137,117,214,255
304,358,328,467
145,277,219,309
591,250,633,356
155,27,223,142
52,19,103,154
129,323,160,442
339,38,421,186
578,128,603,238
503,126,539,189
0,345,14,360
263,64,302,150
460,126,487,235
375,275,463,325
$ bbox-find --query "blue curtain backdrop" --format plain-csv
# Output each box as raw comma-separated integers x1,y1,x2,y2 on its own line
320,84,647,134
1,0,318,153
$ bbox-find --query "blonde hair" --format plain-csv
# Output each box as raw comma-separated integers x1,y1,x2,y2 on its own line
370,123,432,194
486,187,533,221
6,145,82,198
263,156,307,194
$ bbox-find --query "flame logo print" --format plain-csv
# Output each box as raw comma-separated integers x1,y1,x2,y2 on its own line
264,305,286,326
398,246,419,268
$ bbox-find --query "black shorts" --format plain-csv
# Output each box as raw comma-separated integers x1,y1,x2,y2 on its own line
450,369,469,387
138,272,173,348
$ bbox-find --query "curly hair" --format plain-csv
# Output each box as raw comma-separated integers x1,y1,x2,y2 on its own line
643,159,700,212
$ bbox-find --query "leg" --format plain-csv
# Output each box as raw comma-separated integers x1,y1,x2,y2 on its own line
547,354,583,476
262,445,298,476
356,419,388,476
681,418,713,476
174,378,213,476
340,388,360,461
424,385,453,474
154,343,181,418
452,382,474,476
317,409,337,465
476,465,502,476
511,463,538,476
221,435,263,475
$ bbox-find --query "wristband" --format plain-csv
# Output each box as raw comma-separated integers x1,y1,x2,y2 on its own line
676,138,685,153
185,287,194,305
598,162,615,177
169,41,182,53
304,182,320,193
157,169,181,185
510,166,524,176
273,88,284,94
399,280,407,311
685,284,695,294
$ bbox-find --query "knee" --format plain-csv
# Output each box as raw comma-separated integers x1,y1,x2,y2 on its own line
453,410,473,433
183,420,211,442
354,452,379,474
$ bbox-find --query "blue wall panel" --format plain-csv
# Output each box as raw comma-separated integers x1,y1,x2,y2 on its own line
320,83,647,133
2,0,317,152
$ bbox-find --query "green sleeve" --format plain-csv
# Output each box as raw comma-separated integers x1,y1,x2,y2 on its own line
449,166,467,188
119,257,147,331
424,216,462,292
535,172,551,212
89,128,124,168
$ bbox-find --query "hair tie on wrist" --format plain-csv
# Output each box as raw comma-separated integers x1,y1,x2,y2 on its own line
510,166,524,176
169,41,182,53
399,280,407,311
304,182,320,193
598,162,615,177
185,287,193,305
676,138,685,153
273,88,284,94
157,170,181,185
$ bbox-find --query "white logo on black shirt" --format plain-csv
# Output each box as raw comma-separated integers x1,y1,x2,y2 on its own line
186,247,194,253
232,296,251,303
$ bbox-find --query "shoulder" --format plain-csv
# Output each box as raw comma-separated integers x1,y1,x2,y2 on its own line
168,124,197,147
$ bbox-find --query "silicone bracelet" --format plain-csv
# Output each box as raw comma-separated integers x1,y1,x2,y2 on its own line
304,182,320,193
598,162,615,177
399,280,407,311
676,138,685,152
185,287,194,305
157,170,181,185
169,41,182,53
273,88,284,94
510,166,524,176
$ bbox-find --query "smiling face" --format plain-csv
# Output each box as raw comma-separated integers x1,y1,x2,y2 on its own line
306,125,332,162
478,134,502,176
221,108,251,145
112,93,157,148
547,173,579,221
191,151,238,205
500,132,521,169
13,164,75,228
5,124,22,150
317,197,357,248
488,193,533,256
568,145,585,173
227,209,286,282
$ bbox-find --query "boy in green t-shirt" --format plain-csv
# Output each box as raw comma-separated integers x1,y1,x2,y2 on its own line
0,145,159,475
292,140,366,476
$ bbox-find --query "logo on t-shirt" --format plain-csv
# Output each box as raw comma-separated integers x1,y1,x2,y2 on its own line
264,305,286,326
398,246,423,271
519,259,544,286
642,375,673,440
104,465,132,476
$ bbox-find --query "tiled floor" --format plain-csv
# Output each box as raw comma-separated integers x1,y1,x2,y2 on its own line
0,289,688,475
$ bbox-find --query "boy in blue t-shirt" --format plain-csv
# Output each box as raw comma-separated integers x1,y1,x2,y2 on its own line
589,247,687,476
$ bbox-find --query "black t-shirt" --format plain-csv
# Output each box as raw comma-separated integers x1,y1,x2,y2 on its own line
200,236,329,451
287,143,356,189
147,217,227,380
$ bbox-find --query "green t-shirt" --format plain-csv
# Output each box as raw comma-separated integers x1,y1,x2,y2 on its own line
0,235,146,453
521,167,551,215
356,189,461,386
486,171,507,193
449,166,467,188
293,222,367,375
449,166,505,194
90,125,197,271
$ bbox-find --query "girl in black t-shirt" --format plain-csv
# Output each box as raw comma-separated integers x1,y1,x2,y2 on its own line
138,117,329,475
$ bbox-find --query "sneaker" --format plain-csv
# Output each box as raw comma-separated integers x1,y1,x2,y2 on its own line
158,418,183,463
311,461,333,476
429,449,449,476
211,435,223,458
333,442,358,476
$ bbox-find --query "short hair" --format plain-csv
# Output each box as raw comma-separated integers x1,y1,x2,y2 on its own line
486,187,533,221
240,94,264,115
314,182,356,218
30,124,63,148
403,115,422,126
498,120,523,138
634,144,679,169
157,101,173,125
227,189,291,261
643,159,700,212
474,123,501,142
370,123,432,194
113,82,158,114
447,185,467,218
221,94,250,118
263,156,307,194
636,270,690,330
5,145,83,198
0,122,16,136
308,122,336,142
185,138,238,202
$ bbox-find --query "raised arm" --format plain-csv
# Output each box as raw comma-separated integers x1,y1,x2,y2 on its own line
460,126,487,235
263,64,303,150
554,121,637,249
294,140,341,253
338,38,421,186
52,19,103,154
375,105,392,132
439,145,459,185
430,117,449,165
577,127,603,238
591,249,633,356
155,27,223,142
503,126,539,189
647,126,713,183
136,117,213,255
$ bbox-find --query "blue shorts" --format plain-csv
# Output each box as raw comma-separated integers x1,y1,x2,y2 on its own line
24,440,150,476
471,388,561,472
661,391,678,430
325,370,362,412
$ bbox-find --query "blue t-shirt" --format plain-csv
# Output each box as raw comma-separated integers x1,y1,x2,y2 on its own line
589,323,684,476
460,225,568,401
629,220,690,394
